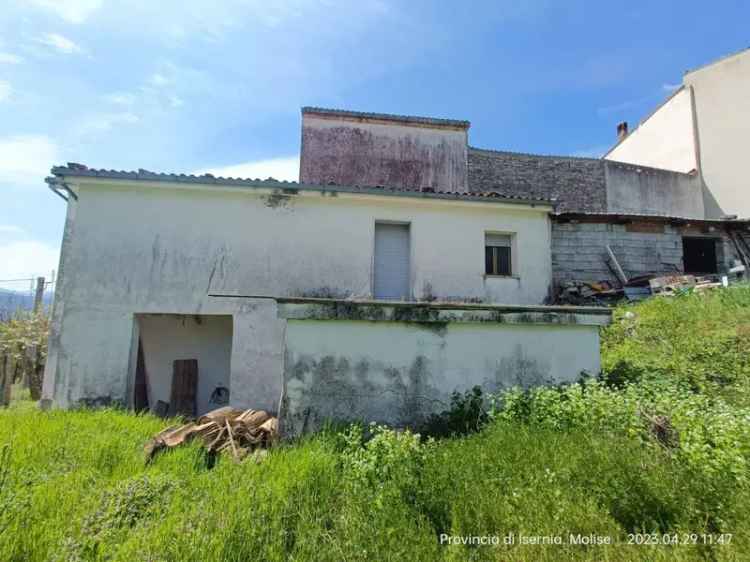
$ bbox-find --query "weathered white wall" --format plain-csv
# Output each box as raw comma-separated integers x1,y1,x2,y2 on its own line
137,314,232,416
300,113,469,192
684,49,750,219
605,87,697,173
42,179,552,411
281,318,601,434
604,161,704,219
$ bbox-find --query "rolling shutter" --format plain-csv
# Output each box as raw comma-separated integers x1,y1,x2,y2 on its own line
374,223,410,300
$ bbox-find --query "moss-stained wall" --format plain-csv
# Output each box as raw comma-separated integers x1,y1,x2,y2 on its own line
280,318,601,435
300,112,469,192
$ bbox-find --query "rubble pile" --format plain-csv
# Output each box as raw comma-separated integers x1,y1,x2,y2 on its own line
556,280,621,305
144,406,278,462
557,273,730,306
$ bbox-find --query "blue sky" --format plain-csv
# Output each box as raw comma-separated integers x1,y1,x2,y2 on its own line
1,0,749,290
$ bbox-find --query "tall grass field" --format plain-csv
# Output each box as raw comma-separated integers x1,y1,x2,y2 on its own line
1,286,749,561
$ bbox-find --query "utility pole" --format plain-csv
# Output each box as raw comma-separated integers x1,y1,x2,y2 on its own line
33,276,45,313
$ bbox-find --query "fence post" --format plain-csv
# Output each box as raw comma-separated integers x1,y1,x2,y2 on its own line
0,353,10,407
33,276,45,314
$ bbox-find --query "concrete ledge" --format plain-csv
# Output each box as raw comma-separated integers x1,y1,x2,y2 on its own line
276,298,611,327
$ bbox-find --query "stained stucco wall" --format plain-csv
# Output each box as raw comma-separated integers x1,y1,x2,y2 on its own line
685,50,750,219
604,161,704,219
605,87,697,173
281,318,601,434
300,114,469,192
42,180,552,411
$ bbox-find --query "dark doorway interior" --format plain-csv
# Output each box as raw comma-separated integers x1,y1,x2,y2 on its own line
682,237,718,274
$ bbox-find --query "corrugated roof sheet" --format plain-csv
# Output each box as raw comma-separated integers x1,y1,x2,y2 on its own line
301,106,471,129
49,164,553,207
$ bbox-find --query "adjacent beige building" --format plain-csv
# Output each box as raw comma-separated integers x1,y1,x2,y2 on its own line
605,48,750,219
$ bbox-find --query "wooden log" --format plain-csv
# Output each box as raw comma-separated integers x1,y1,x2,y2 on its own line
0,353,10,407
169,359,198,418
606,245,629,285
28,344,44,401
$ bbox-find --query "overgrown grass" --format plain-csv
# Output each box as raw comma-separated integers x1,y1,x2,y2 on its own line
0,286,748,561
602,284,750,406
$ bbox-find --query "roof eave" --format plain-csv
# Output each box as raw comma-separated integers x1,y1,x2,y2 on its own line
51,166,553,209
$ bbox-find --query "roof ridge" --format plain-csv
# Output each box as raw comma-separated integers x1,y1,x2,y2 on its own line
602,85,687,158
302,106,470,128
604,159,697,177
468,146,601,162
684,45,750,76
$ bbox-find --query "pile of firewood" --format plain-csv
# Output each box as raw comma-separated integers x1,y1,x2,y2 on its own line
144,406,278,462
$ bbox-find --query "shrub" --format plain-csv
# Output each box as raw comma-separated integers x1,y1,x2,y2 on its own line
61,474,178,560
341,423,430,508
0,312,49,401
418,385,489,439
490,379,750,533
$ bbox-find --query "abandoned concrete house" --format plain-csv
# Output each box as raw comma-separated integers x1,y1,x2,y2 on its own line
41,50,749,432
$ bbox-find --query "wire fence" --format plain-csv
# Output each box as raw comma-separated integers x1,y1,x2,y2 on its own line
0,273,56,321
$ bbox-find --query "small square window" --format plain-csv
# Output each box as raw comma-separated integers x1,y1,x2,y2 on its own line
485,233,512,276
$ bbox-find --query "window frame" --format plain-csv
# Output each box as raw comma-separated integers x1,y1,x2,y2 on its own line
484,232,516,278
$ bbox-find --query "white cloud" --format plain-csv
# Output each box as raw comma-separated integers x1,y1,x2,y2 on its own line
36,33,84,55
0,225,25,236
78,112,139,135
28,0,102,24
0,81,10,102
0,52,23,64
150,73,169,86
0,134,59,187
195,156,300,181
662,83,681,91
0,241,59,291
104,92,136,105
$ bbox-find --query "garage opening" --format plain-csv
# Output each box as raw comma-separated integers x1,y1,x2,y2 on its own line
682,237,718,274
134,314,233,417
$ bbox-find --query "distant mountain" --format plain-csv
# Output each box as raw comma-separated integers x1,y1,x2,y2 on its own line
0,289,53,319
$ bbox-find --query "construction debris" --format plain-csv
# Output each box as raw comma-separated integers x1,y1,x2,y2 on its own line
144,406,279,462
556,271,732,305
648,274,696,295
556,280,622,305
648,274,724,295
605,245,629,285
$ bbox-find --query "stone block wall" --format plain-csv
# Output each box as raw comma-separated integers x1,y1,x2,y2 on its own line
552,222,684,284
551,221,747,285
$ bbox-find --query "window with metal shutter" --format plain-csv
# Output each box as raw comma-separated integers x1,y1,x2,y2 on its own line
485,233,513,276
374,223,410,300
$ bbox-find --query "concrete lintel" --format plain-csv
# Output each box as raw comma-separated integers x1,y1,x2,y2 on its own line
276,299,611,327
